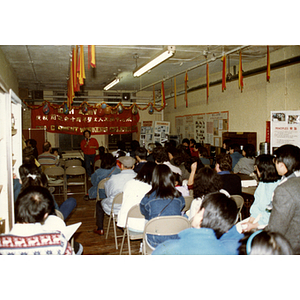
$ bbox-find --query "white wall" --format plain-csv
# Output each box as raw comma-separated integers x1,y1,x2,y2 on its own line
164,46,300,148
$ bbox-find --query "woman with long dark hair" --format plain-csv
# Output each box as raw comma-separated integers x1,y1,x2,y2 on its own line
140,164,185,248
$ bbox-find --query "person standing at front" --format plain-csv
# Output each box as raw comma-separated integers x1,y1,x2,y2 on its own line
81,130,99,179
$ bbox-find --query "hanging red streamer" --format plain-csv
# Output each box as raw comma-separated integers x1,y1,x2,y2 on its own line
267,46,270,82
221,55,226,92
184,72,188,108
206,63,209,104
239,50,244,92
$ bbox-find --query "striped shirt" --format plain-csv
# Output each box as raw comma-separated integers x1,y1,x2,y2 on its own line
38,152,59,167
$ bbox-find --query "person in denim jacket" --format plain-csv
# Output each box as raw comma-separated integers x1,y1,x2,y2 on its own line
140,164,185,248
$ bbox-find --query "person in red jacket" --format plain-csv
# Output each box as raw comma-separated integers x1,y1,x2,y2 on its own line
80,130,99,179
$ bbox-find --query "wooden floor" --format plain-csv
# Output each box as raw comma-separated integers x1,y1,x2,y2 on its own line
55,181,141,255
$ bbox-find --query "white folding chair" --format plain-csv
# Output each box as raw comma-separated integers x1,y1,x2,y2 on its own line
119,204,145,255
105,192,123,249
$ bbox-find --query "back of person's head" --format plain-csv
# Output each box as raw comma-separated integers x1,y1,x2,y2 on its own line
193,167,222,198
197,145,209,158
117,140,126,151
42,141,51,152
19,164,48,191
100,153,116,169
243,144,256,158
135,161,156,184
169,140,177,148
153,146,169,163
115,150,126,158
181,138,190,146
200,192,238,239
239,230,293,255
216,153,232,171
130,140,140,151
23,146,34,157
166,145,178,158
15,186,55,224
30,139,37,148
255,154,280,182
22,154,36,165
147,164,180,199
223,139,232,150
229,143,241,152
135,147,147,160
147,143,156,153
98,146,105,157
273,144,300,174
184,156,204,174
190,138,196,146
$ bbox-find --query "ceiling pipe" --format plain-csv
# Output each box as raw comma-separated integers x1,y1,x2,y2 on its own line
136,45,250,92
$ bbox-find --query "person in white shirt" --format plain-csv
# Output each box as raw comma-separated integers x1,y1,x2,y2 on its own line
117,161,156,232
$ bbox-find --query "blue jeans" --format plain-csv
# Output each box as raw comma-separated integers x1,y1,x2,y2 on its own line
147,234,179,248
84,154,95,177
59,197,77,220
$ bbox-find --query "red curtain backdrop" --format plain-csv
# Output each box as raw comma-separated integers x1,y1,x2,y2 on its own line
31,104,140,135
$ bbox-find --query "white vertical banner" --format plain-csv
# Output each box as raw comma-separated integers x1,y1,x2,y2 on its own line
270,110,300,153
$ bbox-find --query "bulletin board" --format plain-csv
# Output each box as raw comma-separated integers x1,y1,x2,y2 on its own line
175,111,229,146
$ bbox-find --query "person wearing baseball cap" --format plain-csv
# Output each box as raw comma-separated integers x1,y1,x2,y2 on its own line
94,155,137,235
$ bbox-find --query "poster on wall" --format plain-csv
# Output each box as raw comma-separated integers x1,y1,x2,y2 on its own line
154,121,170,145
270,110,300,153
140,120,154,148
175,111,229,147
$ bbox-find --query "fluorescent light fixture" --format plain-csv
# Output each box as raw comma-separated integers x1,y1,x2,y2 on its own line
104,78,120,90
133,46,175,77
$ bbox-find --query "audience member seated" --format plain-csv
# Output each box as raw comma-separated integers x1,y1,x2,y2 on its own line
181,138,192,156
38,141,60,170
94,146,106,163
117,162,156,232
221,139,232,154
215,153,242,196
197,144,211,166
240,154,281,232
174,172,190,197
112,140,129,157
0,186,73,255
229,143,243,171
16,163,77,220
140,164,185,248
233,143,256,175
153,146,182,176
25,138,38,159
146,143,156,162
172,145,191,180
133,146,148,173
186,158,205,190
94,156,136,235
265,144,300,254
238,230,293,255
152,192,242,255
86,153,121,200
187,166,223,220
129,140,140,158
189,138,199,157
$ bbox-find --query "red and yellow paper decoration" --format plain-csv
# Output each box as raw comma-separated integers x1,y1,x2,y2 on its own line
267,46,270,82
77,45,86,86
88,45,96,69
174,77,177,109
184,71,188,107
221,55,226,92
238,50,243,92
206,63,209,104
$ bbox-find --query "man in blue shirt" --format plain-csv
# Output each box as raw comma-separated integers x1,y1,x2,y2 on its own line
152,192,243,255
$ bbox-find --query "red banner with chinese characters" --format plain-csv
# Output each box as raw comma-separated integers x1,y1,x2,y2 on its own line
31,104,140,135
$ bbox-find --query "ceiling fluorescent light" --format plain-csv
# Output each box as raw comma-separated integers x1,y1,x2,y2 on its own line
133,46,175,77
104,78,120,90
